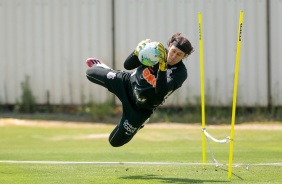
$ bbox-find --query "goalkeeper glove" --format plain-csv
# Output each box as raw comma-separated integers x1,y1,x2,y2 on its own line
156,42,167,71
134,39,151,56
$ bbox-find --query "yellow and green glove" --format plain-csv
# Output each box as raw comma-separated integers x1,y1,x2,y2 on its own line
156,42,167,71
134,39,151,56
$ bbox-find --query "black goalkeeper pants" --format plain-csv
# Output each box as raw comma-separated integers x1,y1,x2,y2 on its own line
86,66,153,147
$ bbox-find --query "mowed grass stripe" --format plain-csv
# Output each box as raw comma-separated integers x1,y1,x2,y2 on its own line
0,120,281,183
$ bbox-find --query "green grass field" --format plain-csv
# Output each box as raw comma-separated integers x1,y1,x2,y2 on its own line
0,119,281,184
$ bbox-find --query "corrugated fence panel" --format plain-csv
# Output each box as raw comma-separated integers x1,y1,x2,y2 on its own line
0,0,5,104
1,0,279,107
0,0,113,105
114,0,268,107
270,0,282,106
238,0,268,107
200,0,268,107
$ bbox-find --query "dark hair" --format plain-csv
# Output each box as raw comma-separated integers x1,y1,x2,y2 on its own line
167,32,194,55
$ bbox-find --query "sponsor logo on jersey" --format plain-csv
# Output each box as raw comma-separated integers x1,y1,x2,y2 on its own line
134,87,147,103
142,68,156,87
123,120,137,135
107,72,116,79
167,67,177,77
125,132,132,135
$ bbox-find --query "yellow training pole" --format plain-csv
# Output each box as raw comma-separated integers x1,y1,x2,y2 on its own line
228,10,244,179
198,12,206,167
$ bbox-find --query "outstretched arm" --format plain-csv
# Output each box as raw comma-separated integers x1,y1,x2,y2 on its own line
155,43,169,96
155,43,187,97
156,67,187,97
124,52,141,70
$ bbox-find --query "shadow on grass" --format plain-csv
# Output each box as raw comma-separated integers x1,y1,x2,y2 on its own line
120,174,230,183
216,167,244,180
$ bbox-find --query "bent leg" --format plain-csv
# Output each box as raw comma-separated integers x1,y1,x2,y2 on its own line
86,66,132,100
109,110,152,147
109,117,139,147
86,67,111,88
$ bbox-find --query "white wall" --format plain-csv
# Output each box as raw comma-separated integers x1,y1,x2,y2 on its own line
0,0,113,105
0,0,281,107
270,0,282,106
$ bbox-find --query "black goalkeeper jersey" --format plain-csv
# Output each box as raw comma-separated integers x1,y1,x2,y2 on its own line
124,52,188,110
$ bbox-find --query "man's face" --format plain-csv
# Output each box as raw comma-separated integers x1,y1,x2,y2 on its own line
167,45,187,65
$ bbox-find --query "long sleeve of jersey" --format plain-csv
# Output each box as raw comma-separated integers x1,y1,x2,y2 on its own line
124,52,141,70
156,64,188,98
156,70,168,96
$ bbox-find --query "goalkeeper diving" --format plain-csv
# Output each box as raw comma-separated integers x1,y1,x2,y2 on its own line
86,32,194,147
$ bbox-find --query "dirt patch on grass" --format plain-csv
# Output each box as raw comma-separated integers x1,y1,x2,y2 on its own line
0,118,109,128
0,118,282,130
148,122,282,130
